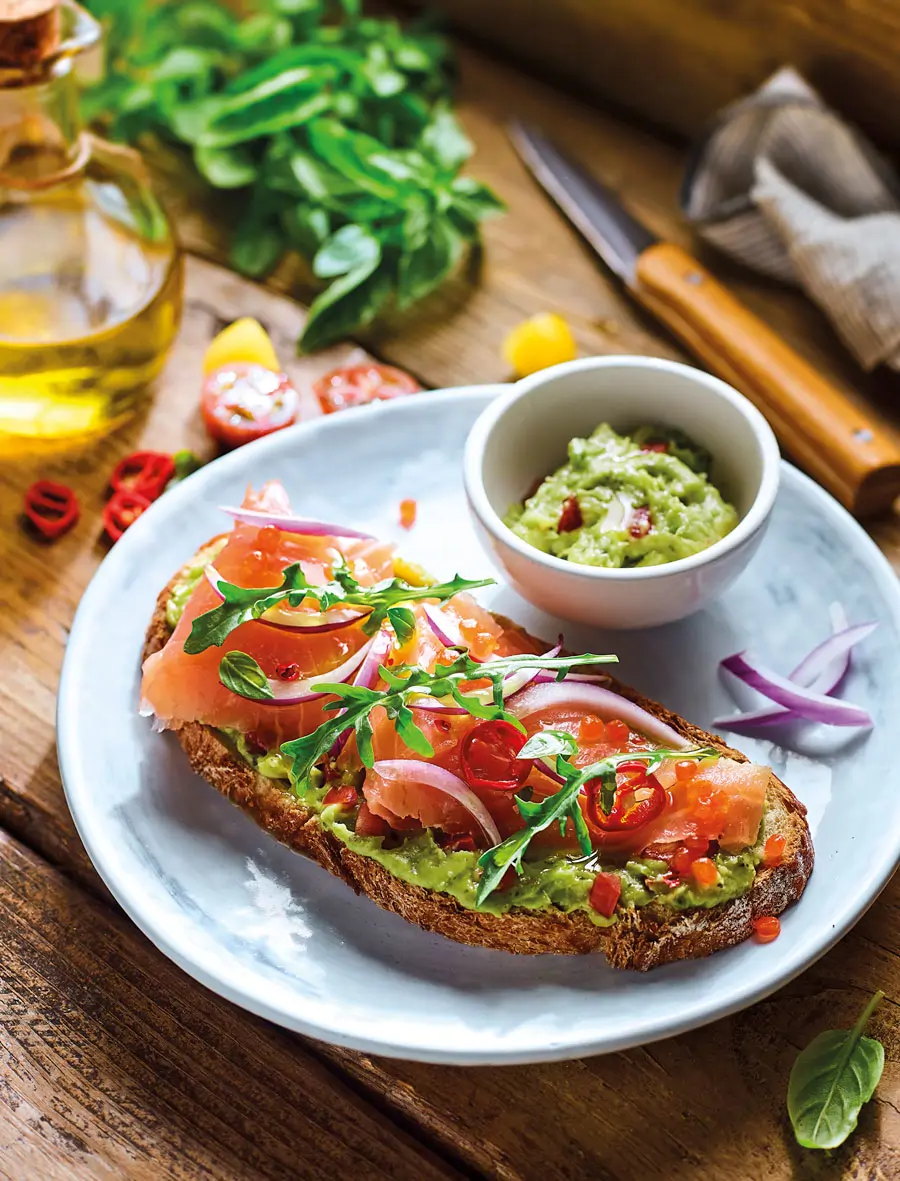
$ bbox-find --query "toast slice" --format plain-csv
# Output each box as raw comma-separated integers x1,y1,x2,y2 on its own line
143,556,813,971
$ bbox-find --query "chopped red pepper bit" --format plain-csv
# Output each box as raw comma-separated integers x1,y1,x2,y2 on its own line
763,833,786,867
557,495,582,533
640,440,669,453
355,801,391,837
399,498,417,530
244,731,268,756
23,480,79,540
751,915,781,943
629,505,652,539
275,662,301,681
691,857,719,888
110,450,175,502
102,489,151,543
589,871,621,917
441,833,477,853
322,784,359,810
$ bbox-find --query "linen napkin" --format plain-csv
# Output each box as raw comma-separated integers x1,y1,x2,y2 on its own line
681,67,900,372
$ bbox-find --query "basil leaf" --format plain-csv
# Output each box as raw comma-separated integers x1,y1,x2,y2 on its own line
219,651,273,700
420,103,471,173
788,991,885,1150
313,223,381,278
519,729,578,760
229,204,284,279
195,143,257,189
396,216,462,310
198,72,333,148
299,261,392,354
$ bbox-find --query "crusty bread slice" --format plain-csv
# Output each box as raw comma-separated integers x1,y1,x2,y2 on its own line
143,563,814,970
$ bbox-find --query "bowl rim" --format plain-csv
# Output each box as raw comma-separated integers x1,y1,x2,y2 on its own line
463,354,782,582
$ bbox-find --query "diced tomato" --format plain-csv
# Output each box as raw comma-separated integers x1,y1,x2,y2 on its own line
201,362,300,449
691,857,719,888
640,440,669,453
355,801,391,837
557,495,582,533
441,833,477,853
752,915,781,943
763,833,786,867
629,505,652,539
313,363,422,414
399,498,417,530
323,784,359,810
589,872,621,917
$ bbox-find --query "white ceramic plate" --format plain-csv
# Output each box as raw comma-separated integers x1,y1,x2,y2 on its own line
59,387,900,1065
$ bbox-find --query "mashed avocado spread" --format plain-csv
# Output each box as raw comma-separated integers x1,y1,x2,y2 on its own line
223,733,761,924
505,423,738,568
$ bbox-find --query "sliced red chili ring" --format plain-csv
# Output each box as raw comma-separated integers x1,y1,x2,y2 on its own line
23,480,79,540
110,451,176,502
460,719,531,792
585,761,667,832
103,489,151,543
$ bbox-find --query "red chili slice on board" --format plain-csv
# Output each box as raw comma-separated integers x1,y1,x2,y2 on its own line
201,363,300,449
313,363,422,414
103,490,151,543
110,451,175,502
23,480,79,540
585,761,667,833
557,495,582,533
460,719,531,792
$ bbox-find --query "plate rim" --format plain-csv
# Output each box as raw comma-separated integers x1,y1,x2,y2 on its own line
58,384,900,1064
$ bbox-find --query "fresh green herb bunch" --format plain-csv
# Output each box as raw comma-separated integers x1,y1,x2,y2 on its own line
83,0,504,352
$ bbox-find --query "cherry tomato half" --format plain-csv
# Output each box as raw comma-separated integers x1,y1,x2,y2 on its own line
460,719,531,792
201,362,300,449
313,363,422,414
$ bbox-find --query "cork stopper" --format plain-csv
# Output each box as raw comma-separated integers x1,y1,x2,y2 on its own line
0,0,61,70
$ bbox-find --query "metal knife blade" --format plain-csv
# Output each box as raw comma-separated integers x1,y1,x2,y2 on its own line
508,119,656,284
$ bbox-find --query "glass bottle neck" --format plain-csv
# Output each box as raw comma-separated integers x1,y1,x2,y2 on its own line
0,59,85,189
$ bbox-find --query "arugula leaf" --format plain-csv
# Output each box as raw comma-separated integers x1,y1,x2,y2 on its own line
386,606,416,645
219,651,273,700
788,991,886,1150
185,562,495,654
475,745,719,907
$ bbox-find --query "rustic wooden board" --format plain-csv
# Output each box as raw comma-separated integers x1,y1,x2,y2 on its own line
0,828,458,1181
408,0,900,154
3,35,900,1181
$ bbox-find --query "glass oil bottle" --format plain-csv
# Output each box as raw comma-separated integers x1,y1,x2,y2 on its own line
0,0,183,441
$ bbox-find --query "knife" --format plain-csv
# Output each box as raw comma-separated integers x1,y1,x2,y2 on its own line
509,120,900,518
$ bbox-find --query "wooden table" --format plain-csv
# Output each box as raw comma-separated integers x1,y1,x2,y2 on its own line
2,38,899,1181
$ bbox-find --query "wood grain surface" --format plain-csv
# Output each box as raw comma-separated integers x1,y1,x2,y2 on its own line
408,0,900,154
2,33,900,1181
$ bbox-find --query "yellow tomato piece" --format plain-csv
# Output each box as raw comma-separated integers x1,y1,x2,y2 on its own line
502,312,577,378
203,317,280,375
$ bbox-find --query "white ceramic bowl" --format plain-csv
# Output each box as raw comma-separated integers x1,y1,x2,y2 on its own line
463,356,781,628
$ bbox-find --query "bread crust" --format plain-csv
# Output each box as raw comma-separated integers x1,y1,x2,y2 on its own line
143,577,814,970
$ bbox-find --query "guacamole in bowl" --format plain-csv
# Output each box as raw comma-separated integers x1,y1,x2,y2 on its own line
504,423,738,569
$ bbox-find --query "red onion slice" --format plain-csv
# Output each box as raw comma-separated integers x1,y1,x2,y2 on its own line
220,505,375,539
422,603,466,648
532,671,610,685
505,682,691,749
329,629,392,757
713,610,877,731
718,652,872,728
408,697,471,715
261,639,374,706
369,760,502,846
499,642,562,699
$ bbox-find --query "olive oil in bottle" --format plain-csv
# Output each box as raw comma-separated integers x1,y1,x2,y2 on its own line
0,0,183,441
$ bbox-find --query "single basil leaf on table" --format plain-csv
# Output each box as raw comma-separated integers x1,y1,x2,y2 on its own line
219,652,274,701
788,990,885,1150
313,223,381,278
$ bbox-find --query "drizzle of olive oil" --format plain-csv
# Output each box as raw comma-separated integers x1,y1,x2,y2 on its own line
0,178,182,440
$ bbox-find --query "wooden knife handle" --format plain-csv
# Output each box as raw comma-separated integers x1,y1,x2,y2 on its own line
633,241,900,517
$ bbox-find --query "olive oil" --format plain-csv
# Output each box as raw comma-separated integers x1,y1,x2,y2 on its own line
0,0,183,441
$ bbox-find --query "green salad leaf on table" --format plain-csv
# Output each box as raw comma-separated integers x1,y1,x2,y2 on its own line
82,0,504,351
